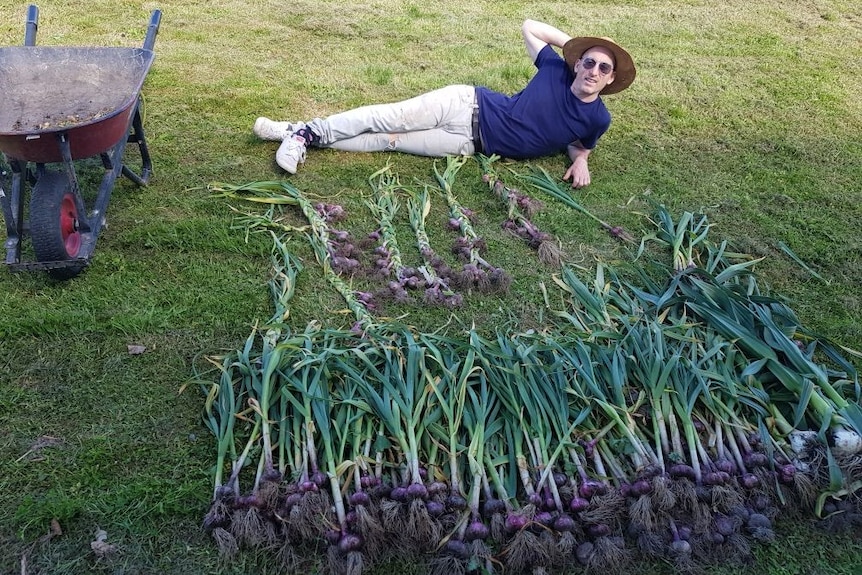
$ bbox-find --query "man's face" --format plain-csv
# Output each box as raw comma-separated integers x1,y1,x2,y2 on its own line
571,46,616,101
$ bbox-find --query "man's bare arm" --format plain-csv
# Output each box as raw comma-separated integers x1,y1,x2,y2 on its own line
564,142,593,189
521,20,572,63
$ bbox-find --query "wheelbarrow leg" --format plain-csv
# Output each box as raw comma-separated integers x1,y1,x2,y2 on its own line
81,103,139,248
121,102,152,186
1,159,25,265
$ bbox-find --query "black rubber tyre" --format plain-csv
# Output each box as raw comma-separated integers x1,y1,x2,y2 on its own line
30,171,87,280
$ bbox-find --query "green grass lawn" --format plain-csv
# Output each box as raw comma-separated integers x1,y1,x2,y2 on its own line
1,0,861,573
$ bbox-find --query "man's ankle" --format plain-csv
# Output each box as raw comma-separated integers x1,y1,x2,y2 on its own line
294,127,320,146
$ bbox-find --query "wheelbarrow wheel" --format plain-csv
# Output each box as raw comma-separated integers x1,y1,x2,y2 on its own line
30,171,87,280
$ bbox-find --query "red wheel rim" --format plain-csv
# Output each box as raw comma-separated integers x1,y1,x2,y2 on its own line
59,193,81,257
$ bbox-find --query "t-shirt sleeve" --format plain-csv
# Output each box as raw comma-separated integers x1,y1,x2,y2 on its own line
534,44,563,69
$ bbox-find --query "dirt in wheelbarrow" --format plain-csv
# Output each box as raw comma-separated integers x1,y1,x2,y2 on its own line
9,105,116,132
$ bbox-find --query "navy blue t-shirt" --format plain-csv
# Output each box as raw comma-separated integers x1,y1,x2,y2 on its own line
476,44,611,159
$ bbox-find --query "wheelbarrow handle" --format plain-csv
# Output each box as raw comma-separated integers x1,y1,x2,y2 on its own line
24,4,39,46
143,9,162,51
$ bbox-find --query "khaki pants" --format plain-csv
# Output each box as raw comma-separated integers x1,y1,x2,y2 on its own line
307,84,477,157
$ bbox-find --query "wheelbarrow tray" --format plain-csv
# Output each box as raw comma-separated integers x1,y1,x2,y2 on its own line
0,46,155,163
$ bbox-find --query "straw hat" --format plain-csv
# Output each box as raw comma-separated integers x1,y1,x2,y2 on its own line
563,36,636,95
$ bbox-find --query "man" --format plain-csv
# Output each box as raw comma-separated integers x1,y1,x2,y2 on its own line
253,20,635,188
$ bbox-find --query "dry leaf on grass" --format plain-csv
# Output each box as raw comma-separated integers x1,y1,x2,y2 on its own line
91,529,118,557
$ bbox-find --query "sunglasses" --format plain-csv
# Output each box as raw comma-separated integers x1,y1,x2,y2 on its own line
581,57,614,75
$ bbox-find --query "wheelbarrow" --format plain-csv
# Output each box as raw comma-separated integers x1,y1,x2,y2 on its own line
0,5,161,279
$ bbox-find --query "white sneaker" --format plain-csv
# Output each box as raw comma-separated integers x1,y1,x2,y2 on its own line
253,117,302,141
276,135,308,174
